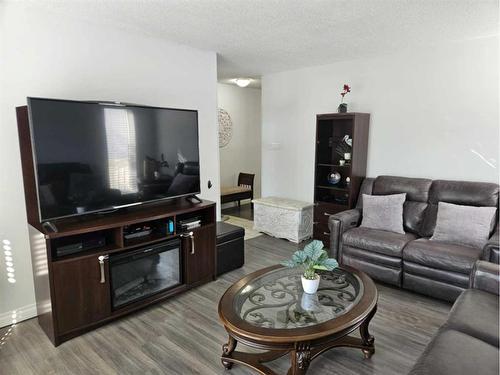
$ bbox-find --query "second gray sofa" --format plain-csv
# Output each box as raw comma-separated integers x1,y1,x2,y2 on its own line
328,175,499,302
408,261,499,375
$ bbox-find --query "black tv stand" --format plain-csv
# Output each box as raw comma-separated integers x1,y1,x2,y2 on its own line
185,194,202,204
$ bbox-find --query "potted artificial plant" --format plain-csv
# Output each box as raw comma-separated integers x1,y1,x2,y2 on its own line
282,240,339,294
338,84,351,113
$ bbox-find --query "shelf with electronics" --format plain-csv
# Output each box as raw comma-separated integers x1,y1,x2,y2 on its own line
313,112,370,245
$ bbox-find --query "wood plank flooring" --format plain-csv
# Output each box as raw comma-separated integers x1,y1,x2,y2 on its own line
0,235,451,375
221,203,254,221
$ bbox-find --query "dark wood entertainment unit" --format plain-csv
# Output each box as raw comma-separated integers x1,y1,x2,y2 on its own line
16,106,216,346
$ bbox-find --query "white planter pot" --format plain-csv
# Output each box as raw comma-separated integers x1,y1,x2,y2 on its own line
301,274,320,294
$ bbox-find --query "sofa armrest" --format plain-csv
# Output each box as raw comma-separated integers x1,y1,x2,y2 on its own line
328,209,361,261
482,227,499,264
469,260,500,295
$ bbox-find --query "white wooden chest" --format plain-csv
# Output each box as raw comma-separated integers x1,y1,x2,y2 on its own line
252,197,314,243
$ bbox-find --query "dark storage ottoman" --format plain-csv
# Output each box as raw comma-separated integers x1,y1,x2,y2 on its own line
216,222,245,276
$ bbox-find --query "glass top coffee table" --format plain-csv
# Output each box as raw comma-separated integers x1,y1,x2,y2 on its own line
218,265,378,375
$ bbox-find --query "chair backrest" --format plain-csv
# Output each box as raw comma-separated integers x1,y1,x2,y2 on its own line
238,173,255,190
420,180,499,237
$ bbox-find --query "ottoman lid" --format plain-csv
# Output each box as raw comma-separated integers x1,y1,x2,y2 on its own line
217,221,245,244
252,197,314,211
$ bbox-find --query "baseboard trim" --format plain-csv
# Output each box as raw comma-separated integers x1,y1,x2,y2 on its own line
0,303,37,328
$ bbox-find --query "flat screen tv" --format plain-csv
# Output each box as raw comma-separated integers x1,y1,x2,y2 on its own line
27,98,200,221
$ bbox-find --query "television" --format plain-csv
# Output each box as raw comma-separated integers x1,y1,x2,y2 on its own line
27,98,200,222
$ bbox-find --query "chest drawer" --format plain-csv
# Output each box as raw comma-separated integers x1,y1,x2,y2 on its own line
314,202,347,225
313,222,330,247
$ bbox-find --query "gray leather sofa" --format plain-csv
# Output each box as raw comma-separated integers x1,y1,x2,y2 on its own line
408,261,499,375
329,176,499,301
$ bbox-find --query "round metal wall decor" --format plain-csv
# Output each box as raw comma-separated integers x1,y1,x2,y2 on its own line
218,108,233,148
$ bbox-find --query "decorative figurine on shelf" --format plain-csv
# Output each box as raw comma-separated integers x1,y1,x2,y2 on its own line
346,177,351,186
335,134,353,158
343,134,353,147
338,84,351,113
327,171,341,185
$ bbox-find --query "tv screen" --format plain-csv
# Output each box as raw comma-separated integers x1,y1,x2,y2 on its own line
28,98,200,221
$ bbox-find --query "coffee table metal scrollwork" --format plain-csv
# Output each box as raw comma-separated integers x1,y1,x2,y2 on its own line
218,265,378,375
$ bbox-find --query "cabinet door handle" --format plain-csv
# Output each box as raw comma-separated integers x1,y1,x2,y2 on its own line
98,255,109,284
323,212,332,216
181,231,195,255
323,232,330,236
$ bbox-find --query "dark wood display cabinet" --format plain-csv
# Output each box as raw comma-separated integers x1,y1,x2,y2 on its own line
16,106,217,346
313,113,370,245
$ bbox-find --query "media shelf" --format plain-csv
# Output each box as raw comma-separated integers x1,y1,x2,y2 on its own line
26,199,216,346
313,113,370,244
17,105,217,346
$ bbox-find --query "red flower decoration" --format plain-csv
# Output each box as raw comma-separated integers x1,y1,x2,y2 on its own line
340,84,351,101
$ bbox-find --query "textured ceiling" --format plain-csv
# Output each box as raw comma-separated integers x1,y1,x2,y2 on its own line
23,1,499,81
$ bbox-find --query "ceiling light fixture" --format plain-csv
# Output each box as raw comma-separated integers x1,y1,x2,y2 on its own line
234,78,252,88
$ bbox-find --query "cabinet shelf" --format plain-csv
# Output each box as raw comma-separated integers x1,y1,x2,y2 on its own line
313,112,370,242
316,185,350,192
53,244,121,262
124,233,177,249
316,163,351,168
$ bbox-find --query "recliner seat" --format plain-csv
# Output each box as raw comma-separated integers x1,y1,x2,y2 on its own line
342,226,417,285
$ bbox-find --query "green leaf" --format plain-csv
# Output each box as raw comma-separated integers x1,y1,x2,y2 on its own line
317,251,328,262
322,258,339,271
311,246,326,262
292,250,307,264
303,240,324,261
313,264,328,270
281,259,297,268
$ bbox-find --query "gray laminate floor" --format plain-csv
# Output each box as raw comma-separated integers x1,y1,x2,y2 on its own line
0,235,451,375
221,203,253,221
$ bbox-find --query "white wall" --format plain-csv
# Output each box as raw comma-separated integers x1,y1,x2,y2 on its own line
261,37,499,202
217,84,261,205
0,3,220,326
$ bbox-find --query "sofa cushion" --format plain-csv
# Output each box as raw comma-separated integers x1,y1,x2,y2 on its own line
368,176,432,234
403,272,465,302
343,246,402,268
360,193,406,234
420,179,499,237
409,329,499,375
341,254,402,286
403,238,482,274
404,261,469,287
430,202,496,249
403,201,428,234
446,289,499,347
343,227,417,257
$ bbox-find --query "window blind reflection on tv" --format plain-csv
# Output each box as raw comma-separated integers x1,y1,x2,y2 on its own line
28,98,200,221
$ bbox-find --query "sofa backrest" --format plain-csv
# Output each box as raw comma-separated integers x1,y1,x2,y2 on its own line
355,178,375,209
356,176,499,236
419,180,500,237
372,176,432,234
